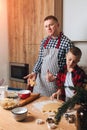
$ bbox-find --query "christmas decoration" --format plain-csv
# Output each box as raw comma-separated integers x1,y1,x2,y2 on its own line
55,86,87,124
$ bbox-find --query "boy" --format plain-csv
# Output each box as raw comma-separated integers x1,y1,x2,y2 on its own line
46,47,86,101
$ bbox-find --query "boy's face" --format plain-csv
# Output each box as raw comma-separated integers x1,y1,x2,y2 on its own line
66,52,80,69
44,19,59,37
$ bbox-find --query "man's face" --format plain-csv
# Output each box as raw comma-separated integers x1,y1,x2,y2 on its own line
66,52,80,69
44,19,59,37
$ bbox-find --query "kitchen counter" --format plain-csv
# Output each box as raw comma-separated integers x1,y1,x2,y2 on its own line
0,96,76,130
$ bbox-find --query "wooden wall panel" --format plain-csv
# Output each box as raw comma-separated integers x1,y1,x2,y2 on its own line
54,0,63,31
10,80,27,89
7,0,63,88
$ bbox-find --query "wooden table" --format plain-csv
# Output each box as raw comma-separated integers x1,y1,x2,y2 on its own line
0,96,76,130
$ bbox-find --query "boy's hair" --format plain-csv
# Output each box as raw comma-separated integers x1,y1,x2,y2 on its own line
44,15,58,22
69,46,82,59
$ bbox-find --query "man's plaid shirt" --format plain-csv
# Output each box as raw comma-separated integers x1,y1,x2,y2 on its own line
33,33,73,74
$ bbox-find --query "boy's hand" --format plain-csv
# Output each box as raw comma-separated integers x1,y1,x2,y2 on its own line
50,89,61,100
50,92,58,100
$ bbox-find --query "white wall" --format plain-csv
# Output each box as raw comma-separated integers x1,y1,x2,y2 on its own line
63,0,87,68
0,0,9,85
75,43,87,66
63,0,87,41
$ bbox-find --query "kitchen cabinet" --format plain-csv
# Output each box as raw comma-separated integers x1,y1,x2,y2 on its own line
7,0,63,88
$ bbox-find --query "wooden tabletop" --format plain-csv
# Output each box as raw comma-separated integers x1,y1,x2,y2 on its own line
0,96,76,130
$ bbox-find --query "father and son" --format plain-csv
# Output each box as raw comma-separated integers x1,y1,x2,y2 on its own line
24,15,86,102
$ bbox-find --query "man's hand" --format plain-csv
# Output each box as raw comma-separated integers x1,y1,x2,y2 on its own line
24,72,37,86
46,69,56,82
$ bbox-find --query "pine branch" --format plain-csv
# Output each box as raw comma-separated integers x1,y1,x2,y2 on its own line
55,86,87,124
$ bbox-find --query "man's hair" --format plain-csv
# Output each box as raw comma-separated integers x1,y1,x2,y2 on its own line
69,46,82,59
44,15,58,22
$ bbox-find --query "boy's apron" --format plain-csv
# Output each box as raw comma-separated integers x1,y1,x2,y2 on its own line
33,33,62,96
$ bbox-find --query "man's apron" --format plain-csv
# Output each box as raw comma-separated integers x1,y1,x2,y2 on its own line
33,33,62,96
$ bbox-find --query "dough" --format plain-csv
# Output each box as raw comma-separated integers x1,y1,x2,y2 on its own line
29,79,36,87
0,98,17,109
42,101,63,113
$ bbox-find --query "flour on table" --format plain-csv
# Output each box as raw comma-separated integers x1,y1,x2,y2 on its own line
33,100,63,113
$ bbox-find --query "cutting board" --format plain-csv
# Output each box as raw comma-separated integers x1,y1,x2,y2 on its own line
18,93,40,107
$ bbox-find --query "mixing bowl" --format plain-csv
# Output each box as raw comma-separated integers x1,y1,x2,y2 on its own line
18,90,31,99
11,107,28,121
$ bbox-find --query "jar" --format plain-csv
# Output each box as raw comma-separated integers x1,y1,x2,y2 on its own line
76,104,87,130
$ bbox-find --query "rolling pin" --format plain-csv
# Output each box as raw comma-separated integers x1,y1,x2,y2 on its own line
18,93,40,107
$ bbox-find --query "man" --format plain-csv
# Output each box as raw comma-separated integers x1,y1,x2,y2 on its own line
24,15,73,96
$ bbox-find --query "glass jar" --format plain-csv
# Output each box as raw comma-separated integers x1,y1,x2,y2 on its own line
76,104,87,130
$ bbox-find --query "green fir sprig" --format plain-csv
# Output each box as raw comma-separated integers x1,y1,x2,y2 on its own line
55,86,87,124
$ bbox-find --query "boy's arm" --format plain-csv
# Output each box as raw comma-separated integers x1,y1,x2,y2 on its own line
51,89,61,100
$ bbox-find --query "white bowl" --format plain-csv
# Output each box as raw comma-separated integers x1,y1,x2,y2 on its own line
11,107,28,121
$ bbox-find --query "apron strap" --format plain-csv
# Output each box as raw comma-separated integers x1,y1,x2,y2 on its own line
55,32,62,48
44,32,62,49
43,36,51,49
